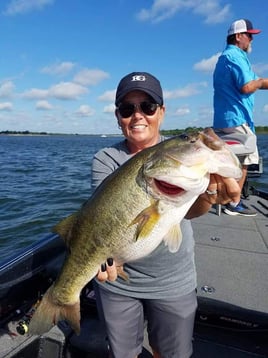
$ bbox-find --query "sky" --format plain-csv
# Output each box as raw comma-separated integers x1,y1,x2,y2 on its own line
0,0,268,135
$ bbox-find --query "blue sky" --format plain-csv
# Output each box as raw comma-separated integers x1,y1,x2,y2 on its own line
0,0,267,134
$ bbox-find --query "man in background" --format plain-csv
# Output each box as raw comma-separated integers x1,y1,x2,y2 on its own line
213,19,268,216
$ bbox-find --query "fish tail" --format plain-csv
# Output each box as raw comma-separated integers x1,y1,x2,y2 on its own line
29,285,81,335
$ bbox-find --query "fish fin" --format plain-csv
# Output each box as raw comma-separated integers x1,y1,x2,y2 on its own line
52,213,78,247
29,285,81,336
130,201,160,241
117,266,129,281
163,224,182,253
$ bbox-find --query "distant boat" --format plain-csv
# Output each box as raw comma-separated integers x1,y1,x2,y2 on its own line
101,134,107,138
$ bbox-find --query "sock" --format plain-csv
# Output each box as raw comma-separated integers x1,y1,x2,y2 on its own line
230,201,239,207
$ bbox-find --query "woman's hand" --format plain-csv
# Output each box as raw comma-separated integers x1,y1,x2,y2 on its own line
203,173,241,205
186,174,241,219
96,258,118,282
97,259,128,282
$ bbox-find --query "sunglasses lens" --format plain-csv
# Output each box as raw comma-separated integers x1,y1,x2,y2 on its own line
118,101,159,118
140,102,158,115
118,103,135,118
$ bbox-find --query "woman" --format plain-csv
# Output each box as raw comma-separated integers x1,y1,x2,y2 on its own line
92,72,240,358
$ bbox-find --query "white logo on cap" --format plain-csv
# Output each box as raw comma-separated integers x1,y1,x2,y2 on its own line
131,75,146,82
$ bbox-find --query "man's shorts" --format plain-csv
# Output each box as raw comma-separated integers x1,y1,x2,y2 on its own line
219,124,259,165
94,284,197,358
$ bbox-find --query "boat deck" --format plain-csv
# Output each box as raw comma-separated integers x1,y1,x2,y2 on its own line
193,194,268,314
0,193,267,357
191,194,268,357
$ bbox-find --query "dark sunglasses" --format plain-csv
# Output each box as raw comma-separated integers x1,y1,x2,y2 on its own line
117,101,159,118
242,32,252,39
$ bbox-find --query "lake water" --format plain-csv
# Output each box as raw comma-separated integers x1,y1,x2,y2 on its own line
0,134,267,262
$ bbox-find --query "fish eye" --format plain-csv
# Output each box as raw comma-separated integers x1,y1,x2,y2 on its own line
179,133,189,140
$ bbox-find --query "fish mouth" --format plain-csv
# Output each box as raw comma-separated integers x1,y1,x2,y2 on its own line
154,179,185,196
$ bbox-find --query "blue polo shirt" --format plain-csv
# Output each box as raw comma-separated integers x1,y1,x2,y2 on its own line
213,45,258,132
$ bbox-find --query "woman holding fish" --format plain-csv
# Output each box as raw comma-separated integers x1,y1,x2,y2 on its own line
93,72,241,358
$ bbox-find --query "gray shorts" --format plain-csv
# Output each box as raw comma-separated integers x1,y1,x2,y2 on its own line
219,124,259,165
94,284,197,358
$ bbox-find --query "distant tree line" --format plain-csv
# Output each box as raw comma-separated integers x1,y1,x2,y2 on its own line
254,126,268,134
1,126,268,136
160,126,268,136
0,130,49,135
160,127,203,136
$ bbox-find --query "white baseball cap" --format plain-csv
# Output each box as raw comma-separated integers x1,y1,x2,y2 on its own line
228,19,261,36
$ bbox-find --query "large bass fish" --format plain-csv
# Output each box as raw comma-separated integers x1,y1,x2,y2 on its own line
29,129,241,335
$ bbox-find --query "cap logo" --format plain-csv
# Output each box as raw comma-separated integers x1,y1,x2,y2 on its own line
131,75,146,82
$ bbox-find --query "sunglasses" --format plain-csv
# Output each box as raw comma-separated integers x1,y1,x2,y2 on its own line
242,32,252,39
117,101,159,118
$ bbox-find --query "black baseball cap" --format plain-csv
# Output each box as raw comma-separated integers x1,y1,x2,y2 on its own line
115,72,163,106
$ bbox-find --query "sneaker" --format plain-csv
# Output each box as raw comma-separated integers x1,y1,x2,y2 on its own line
240,200,250,209
224,201,257,217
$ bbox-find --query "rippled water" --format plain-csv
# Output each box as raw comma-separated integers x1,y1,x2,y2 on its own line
0,134,267,262
0,135,119,261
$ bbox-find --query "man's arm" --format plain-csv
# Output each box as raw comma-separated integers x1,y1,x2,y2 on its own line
241,78,268,93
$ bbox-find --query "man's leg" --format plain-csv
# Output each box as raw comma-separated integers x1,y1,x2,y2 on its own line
239,165,248,190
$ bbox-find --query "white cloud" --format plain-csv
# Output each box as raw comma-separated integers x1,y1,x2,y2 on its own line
198,106,213,123
3,0,54,16
252,63,268,75
193,52,221,73
21,88,48,100
137,0,185,23
21,82,88,100
75,105,95,117
136,0,231,24
98,89,116,102
49,82,88,100
73,69,110,86
175,106,190,116
36,100,53,110
193,2,231,24
164,82,207,99
41,62,76,76
0,102,13,111
0,81,15,98
103,103,115,113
